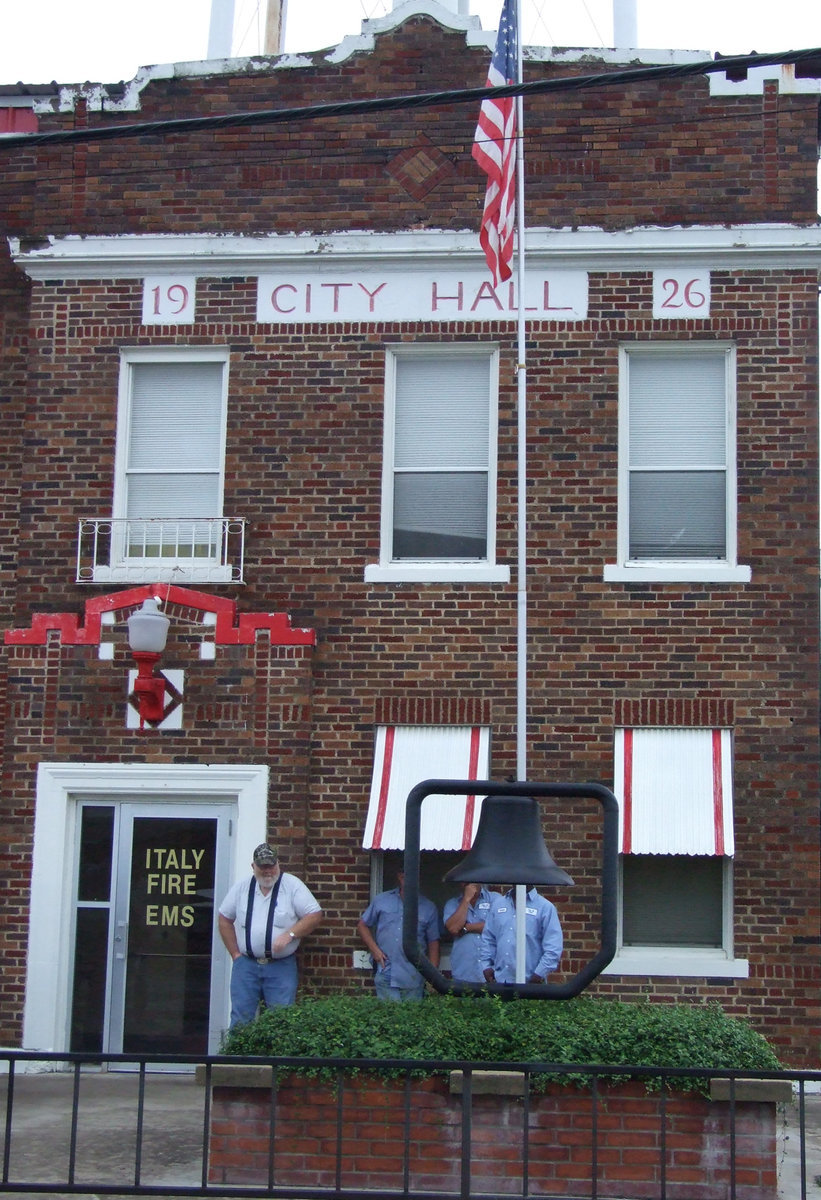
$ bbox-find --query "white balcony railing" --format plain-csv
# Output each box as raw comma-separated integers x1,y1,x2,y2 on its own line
76,517,245,584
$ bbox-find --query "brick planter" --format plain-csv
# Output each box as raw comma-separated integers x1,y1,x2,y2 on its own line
203,1067,787,1199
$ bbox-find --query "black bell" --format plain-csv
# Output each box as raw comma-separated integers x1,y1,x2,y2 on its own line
444,794,574,887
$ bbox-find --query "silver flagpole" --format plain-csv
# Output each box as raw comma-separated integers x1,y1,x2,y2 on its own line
513,0,528,985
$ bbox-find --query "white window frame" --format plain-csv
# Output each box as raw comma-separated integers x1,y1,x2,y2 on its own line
603,854,748,978
365,344,509,584
604,341,751,584
109,346,230,583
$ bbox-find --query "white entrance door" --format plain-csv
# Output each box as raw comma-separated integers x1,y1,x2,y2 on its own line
69,801,233,1056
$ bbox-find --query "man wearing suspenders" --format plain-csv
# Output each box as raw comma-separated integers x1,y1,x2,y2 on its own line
218,843,323,1027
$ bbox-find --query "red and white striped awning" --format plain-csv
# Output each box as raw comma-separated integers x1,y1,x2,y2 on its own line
363,725,490,851
614,728,734,856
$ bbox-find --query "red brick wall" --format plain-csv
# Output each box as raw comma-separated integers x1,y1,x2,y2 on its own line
0,262,816,1057
0,19,818,241
0,16,818,1060
0,265,817,1054
207,1077,780,1199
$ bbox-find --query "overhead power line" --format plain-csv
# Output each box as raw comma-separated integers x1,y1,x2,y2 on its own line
0,95,775,196
0,46,819,153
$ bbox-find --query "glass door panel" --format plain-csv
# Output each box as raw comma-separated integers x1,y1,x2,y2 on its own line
70,805,115,1053
121,816,217,1055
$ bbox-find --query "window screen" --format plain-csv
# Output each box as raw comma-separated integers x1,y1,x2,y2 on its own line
627,350,728,560
120,357,226,558
622,854,724,947
127,361,224,520
391,354,491,560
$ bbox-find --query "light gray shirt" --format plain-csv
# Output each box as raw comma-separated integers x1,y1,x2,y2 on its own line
219,872,321,959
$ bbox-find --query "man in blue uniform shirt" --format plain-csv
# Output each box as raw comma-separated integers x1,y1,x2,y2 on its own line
357,870,440,1000
443,883,493,983
479,885,562,984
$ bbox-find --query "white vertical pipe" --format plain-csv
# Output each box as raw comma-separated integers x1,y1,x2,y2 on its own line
613,0,638,49
514,0,527,786
514,0,528,986
207,0,235,58
515,883,527,983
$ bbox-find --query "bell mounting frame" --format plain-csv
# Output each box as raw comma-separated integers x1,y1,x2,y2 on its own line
401,779,619,999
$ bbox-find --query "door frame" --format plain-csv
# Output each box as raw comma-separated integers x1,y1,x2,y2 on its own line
25,762,268,1055
106,800,233,1057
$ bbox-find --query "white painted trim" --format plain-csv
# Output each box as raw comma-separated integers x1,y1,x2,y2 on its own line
10,224,821,280
90,563,236,585
24,763,267,1054
21,22,713,117
709,63,821,96
328,0,485,63
603,951,750,978
604,564,752,583
365,564,511,583
116,345,231,362
22,25,802,119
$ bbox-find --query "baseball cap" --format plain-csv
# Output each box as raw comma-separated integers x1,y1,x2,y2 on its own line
253,843,278,866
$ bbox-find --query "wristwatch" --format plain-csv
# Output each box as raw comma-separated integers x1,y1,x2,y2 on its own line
288,931,296,939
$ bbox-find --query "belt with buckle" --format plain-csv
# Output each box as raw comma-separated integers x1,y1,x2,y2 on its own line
253,956,272,965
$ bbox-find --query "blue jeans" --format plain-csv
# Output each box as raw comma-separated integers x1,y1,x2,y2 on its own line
374,973,425,1002
230,954,298,1027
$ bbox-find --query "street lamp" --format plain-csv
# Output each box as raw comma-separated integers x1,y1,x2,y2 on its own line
126,597,170,729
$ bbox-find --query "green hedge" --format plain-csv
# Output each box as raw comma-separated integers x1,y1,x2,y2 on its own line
221,994,781,1093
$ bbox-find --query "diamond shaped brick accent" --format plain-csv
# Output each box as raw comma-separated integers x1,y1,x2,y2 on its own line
387,135,454,200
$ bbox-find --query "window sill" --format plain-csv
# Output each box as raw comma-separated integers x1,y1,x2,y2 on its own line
365,563,511,584
603,563,751,584
603,950,749,978
84,564,237,585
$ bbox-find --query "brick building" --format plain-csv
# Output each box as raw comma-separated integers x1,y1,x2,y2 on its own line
0,0,819,1063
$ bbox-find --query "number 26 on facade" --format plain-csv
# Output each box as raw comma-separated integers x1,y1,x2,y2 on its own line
653,270,710,318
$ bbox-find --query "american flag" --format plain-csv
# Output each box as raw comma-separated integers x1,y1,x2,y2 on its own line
472,0,518,285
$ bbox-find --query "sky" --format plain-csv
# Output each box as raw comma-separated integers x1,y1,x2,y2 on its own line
0,0,818,86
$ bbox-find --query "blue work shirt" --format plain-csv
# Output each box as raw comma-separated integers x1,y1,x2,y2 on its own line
479,888,562,982
360,887,440,990
443,888,493,982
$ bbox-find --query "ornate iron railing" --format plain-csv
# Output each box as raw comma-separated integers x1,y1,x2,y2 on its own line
76,518,245,584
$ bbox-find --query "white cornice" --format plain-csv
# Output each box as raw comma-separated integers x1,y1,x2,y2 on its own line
10,225,821,280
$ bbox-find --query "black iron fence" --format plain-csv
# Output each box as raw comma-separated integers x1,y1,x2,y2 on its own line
0,1051,818,1199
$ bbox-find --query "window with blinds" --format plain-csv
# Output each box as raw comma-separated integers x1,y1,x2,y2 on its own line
385,348,497,562
114,350,228,563
621,345,735,563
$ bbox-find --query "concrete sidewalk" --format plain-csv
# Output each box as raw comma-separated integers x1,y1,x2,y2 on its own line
0,1069,818,1198
779,1089,821,1198
0,1071,208,1199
